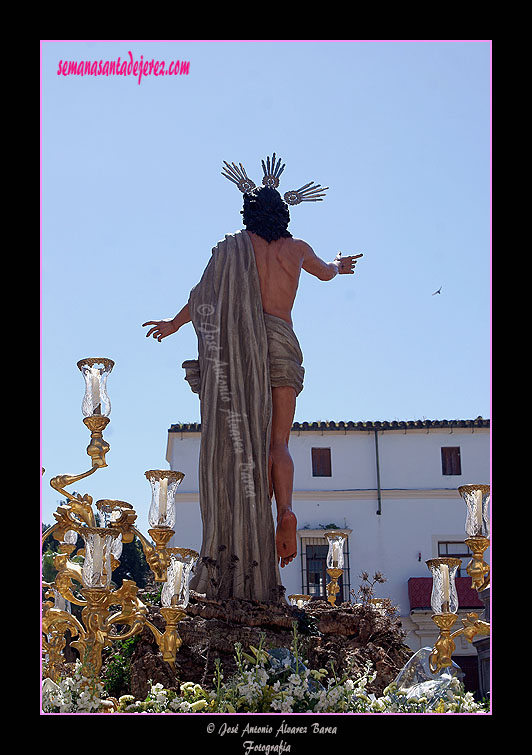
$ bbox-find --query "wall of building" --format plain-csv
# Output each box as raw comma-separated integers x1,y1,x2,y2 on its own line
167,426,490,496
166,424,490,652
289,427,489,491
284,490,470,611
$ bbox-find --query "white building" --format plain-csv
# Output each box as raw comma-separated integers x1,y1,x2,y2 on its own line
166,417,490,690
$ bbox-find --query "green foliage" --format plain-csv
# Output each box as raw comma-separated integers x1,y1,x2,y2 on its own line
112,538,150,589
42,523,60,583
101,636,139,698
143,584,163,604
42,550,58,584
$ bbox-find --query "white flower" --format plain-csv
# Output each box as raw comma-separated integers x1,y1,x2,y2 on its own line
172,700,192,712
190,699,208,711
280,695,295,711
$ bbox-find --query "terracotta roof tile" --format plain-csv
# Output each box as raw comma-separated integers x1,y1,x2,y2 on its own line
169,418,490,433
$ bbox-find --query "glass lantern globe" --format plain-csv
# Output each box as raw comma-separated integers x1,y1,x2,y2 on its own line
458,484,490,538
80,527,121,589
77,358,114,418
110,533,123,561
288,594,312,609
62,529,78,546
52,587,71,613
145,470,185,529
324,530,348,569
96,499,133,527
426,557,461,614
161,548,199,609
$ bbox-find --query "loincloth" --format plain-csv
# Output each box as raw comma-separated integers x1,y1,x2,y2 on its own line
264,313,305,397
182,313,304,397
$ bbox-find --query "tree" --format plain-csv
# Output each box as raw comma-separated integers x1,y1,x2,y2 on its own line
112,537,150,589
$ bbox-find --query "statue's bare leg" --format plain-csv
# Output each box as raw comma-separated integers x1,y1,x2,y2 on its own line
269,385,297,567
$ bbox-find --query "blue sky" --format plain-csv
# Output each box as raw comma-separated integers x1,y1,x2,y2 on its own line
41,40,491,526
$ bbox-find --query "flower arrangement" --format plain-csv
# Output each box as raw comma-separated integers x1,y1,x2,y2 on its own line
42,663,107,713
42,623,489,714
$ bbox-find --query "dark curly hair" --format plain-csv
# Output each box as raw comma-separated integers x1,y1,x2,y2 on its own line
241,186,292,243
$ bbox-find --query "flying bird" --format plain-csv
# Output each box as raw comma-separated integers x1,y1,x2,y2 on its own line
432,286,442,295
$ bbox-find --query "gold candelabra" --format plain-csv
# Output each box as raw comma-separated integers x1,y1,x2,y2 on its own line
42,358,198,694
288,594,312,609
324,530,350,606
426,484,491,673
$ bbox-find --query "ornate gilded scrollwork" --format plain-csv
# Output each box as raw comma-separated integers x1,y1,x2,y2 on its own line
42,359,189,698
429,611,491,673
326,568,343,606
427,484,491,674
464,536,490,592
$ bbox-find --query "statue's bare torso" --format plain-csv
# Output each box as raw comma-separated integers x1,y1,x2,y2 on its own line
247,232,304,326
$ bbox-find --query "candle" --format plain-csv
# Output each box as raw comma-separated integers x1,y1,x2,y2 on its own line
158,477,168,524
92,535,104,581
297,599,304,609
332,542,342,568
440,563,450,612
476,490,484,535
90,367,101,414
171,561,184,606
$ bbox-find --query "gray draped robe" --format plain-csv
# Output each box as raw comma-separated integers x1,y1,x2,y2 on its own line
182,230,304,603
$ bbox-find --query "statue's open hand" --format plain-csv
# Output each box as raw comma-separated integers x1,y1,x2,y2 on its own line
335,252,363,274
142,318,179,342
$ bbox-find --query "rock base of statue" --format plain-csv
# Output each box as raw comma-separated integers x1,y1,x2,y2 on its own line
125,594,413,701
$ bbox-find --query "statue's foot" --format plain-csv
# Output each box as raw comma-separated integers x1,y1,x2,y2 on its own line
276,509,297,568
